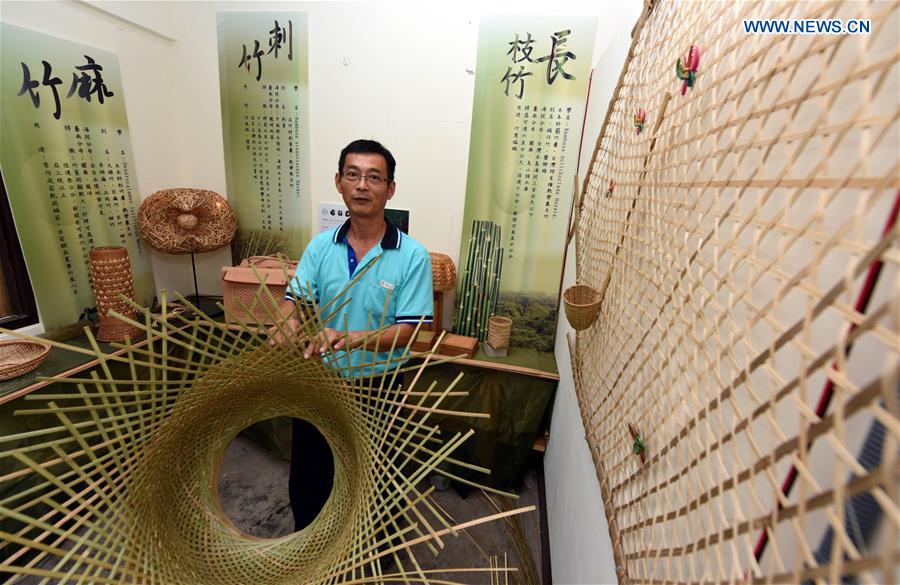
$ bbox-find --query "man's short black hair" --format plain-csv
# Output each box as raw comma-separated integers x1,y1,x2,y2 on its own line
338,139,396,181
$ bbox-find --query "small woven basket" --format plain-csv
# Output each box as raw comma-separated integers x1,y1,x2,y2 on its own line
429,253,457,292
563,284,602,331
487,316,513,349
0,340,51,381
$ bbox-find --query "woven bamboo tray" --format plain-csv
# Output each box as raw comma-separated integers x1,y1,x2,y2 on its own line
0,340,51,381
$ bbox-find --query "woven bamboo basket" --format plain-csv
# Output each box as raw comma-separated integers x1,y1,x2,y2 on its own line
486,315,513,349
0,339,51,381
89,246,141,342
429,252,457,292
563,284,601,331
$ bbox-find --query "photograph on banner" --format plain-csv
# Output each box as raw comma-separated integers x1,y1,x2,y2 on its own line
217,12,311,262
456,16,596,353
318,201,409,235
0,23,155,331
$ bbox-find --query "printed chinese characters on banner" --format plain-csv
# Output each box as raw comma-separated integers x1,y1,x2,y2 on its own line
455,17,596,355
218,12,311,260
0,23,155,330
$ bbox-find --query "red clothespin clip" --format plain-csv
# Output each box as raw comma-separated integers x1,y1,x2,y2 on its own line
606,179,616,198
628,422,646,464
675,45,700,95
634,108,646,135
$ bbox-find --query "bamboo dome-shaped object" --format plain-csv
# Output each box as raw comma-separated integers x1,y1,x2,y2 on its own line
138,188,238,314
138,188,237,254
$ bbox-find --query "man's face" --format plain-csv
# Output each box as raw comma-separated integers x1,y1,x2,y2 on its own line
335,153,395,220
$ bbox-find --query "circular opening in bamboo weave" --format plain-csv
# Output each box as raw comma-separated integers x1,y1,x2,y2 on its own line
216,418,330,540
0,275,535,583
126,351,367,583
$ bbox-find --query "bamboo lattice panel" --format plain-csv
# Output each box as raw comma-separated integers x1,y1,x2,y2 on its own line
572,1,898,584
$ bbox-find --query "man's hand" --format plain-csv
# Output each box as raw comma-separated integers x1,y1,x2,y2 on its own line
267,317,304,347
303,328,358,359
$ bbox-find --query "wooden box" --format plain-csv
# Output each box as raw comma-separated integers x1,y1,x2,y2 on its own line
412,330,437,353
434,334,477,359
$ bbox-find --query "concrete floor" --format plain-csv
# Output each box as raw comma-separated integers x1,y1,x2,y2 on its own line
218,434,545,584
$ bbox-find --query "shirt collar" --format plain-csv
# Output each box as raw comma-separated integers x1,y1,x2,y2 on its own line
333,217,401,250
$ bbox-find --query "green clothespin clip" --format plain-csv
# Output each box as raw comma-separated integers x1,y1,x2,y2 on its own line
628,422,646,464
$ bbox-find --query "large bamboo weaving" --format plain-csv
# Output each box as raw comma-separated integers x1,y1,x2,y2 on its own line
571,1,898,584
0,266,531,584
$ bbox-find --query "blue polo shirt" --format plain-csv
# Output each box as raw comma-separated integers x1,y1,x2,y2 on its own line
285,218,433,378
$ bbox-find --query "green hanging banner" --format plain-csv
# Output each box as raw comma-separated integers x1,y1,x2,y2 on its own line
217,12,311,260
0,23,155,331
456,16,596,353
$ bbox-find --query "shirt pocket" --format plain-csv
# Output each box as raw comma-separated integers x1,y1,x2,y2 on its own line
365,280,398,327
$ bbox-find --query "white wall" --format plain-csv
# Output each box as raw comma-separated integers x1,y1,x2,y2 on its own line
544,3,643,583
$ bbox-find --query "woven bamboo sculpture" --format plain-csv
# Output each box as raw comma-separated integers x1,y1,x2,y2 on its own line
570,1,898,584
0,259,531,583
138,188,238,254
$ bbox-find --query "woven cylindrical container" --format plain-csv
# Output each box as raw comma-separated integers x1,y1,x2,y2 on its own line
89,246,141,341
487,316,512,349
563,284,602,331
429,253,457,292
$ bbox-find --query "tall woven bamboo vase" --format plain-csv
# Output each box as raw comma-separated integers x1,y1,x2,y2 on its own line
89,246,141,341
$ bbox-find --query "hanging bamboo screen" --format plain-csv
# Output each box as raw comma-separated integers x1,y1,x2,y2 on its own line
571,1,898,584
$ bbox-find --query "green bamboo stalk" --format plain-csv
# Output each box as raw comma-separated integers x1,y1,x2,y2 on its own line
466,221,487,337
464,220,486,336
455,221,478,332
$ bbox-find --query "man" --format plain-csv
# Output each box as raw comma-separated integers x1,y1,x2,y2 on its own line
272,139,433,530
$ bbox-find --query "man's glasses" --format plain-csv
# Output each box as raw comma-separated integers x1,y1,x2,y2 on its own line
341,170,388,187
